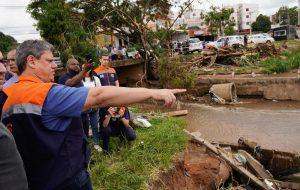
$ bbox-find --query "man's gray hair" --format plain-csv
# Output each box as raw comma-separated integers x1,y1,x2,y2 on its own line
16,40,55,74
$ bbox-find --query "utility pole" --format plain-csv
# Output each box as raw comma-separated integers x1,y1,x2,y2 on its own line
298,0,300,25
249,11,253,35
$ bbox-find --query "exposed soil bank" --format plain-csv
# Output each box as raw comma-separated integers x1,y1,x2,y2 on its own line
150,143,231,190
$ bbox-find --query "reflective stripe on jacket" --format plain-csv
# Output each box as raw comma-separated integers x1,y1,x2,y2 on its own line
1,75,88,190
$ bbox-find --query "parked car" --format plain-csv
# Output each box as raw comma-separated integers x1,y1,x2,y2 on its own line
180,38,204,54
188,38,204,52
248,34,275,44
207,35,244,48
127,47,139,59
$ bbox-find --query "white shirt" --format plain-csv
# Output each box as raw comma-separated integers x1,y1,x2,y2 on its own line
82,76,101,88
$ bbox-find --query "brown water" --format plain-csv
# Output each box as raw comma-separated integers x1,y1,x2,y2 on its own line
184,103,300,153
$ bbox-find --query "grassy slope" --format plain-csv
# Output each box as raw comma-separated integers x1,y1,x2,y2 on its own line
89,117,187,190
260,41,300,74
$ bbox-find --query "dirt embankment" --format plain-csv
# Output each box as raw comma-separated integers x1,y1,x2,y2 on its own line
150,143,231,190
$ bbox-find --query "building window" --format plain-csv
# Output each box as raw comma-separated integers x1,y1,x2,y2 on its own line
246,15,249,18
246,8,249,11
246,22,250,25
274,30,287,37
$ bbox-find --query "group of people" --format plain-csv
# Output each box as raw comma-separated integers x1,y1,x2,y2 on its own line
99,44,127,61
57,51,136,153
0,40,184,190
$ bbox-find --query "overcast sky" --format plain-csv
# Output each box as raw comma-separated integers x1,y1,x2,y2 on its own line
0,0,297,42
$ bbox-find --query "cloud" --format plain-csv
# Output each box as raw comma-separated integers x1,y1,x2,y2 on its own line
204,0,297,15
0,1,40,42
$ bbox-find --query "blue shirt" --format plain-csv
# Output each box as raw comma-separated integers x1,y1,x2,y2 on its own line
58,73,84,87
41,85,89,131
5,72,12,81
3,74,19,88
99,107,130,127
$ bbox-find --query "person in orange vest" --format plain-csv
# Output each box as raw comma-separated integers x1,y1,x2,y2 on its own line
0,40,185,190
94,50,119,86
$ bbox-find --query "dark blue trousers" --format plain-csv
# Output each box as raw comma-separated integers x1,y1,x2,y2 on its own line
61,170,93,190
100,123,136,152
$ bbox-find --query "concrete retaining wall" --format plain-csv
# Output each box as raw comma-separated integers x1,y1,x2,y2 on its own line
196,77,300,101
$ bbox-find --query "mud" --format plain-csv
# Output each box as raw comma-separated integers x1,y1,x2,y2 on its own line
150,143,231,190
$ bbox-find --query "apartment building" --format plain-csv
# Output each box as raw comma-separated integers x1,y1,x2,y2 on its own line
226,3,259,33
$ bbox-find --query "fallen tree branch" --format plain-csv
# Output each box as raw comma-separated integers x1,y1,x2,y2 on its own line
184,130,274,190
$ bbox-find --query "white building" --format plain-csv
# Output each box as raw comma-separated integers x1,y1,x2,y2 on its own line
226,3,259,33
173,9,207,30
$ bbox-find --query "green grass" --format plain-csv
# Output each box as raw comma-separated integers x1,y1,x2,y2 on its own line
89,117,187,190
260,49,300,74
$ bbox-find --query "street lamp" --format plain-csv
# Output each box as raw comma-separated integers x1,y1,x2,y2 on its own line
249,11,253,35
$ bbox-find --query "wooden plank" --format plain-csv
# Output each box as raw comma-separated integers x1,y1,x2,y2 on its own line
184,130,272,190
277,181,300,190
238,150,274,180
163,110,188,117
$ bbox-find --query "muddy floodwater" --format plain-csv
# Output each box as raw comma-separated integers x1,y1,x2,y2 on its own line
184,101,300,153
137,100,300,153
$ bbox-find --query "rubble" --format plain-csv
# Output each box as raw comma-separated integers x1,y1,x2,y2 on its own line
175,43,282,71
150,130,300,190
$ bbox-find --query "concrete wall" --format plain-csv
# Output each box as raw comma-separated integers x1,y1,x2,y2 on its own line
195,77,300,101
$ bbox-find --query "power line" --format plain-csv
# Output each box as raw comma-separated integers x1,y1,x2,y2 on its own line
0,5,26,7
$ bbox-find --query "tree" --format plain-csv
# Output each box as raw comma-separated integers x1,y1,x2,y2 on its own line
76,0,199,81
78,0,196,56
28,0,198,62
0,32,18,55
276,6,298,25
251,14,271,33
204,6,235,36
27,0,95,63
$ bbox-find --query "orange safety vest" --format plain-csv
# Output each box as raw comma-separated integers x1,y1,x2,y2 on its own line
1,75,89,190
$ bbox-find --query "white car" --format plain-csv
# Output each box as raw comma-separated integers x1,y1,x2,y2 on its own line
207,35,244,48
188,38,204,53
127,47,139,59
248,34,275,44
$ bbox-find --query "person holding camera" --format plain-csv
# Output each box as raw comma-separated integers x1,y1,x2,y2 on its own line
99,106,136,152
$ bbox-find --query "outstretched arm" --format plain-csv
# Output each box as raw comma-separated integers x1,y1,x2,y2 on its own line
83,86,185,111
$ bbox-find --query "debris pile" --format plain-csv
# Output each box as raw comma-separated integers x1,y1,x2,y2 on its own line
151,130,300,190
175,43,283,71
185,131,300,190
